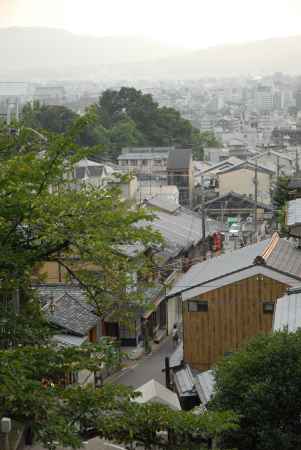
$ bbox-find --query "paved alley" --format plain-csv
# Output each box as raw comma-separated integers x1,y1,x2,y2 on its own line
110,336,174,389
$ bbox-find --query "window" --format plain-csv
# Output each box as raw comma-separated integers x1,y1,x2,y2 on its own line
263,302,275,314
130,160,138,166
188,300,208,312
142,160,148,166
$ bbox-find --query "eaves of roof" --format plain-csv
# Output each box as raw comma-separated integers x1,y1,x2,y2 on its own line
175,265,301,302
218,161,275,175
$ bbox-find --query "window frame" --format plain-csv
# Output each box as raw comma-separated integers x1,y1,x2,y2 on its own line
262,301,275,314
188,300,209,312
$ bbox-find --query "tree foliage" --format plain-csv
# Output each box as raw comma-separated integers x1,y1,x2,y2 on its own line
0,123,160,325
210,330,301,450
22,101,78,134
192,130,220,160
0,342,237,450
22,89,220,162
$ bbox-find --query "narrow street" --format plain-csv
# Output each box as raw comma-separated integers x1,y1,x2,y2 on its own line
109,336,174,389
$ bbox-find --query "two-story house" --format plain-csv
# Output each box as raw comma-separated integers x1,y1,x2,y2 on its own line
166,233,301,371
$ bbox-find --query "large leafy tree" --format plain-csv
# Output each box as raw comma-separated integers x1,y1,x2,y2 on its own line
210,330,301,450
22,101,78,134
0,123,237,449
192,130,221,160
23,89,220,162
0,343,237,450
83,87,213,159
0,122,160,323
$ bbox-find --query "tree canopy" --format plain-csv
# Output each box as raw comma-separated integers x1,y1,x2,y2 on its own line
210,330,301,450
0,122,237,449
22,88,220,161
0,122,161,327
0,342,237,450
22,101,78,134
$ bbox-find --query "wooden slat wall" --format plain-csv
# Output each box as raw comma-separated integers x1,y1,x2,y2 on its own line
183,275,287,371
36,261,66,283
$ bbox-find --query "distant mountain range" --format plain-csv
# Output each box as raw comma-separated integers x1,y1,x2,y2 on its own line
1,27,301,80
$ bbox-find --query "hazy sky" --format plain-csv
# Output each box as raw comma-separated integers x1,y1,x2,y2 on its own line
1,0,301,49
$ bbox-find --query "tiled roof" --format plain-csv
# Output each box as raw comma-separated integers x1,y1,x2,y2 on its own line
140,205,218,261
167,234,301,299
218,160,275,175
167,238,269,298
204,191,272,211
201,157,243,174
266,238,301,279
36,284,98,336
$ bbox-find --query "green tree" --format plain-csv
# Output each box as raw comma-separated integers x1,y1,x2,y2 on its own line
0,123,237,449
92,87,200,157
109,117,145,160
0,122,161,329
22,102,78,134
192,130,221,161
210,330,301,450
0,343,237,450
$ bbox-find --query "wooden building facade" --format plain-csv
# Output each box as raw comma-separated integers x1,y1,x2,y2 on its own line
167,233,301,371
183,274,288,370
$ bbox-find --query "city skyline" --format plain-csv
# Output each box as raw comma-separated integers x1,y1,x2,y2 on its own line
1,0,301,49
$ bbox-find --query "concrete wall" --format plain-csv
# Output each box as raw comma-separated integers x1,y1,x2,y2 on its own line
218,168,271,204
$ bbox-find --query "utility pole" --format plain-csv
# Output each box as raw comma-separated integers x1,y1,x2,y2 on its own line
253,158,258,243
201,175,206,259
276,155,280,180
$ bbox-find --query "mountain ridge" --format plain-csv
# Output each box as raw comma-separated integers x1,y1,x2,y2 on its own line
0,27,301,80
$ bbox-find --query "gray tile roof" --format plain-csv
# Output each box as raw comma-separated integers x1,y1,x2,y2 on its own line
167,238,269,297
273,286,301,332
167,148,192,171
140,206,218,261
201,157,243,174
36,284,98,336
266,238,301,278
218,160,275,175
204,191,272,211
168,236,301,299
146,195,179,213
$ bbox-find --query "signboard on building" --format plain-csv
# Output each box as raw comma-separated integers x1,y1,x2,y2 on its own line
227,217,237,225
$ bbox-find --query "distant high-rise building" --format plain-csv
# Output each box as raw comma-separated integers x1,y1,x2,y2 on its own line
295,87,301,111
255,86,273,112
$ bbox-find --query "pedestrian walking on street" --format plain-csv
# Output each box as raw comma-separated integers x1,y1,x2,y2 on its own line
172,323,179,349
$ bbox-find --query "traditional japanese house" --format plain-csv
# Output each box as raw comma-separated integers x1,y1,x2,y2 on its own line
166,233,301,371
